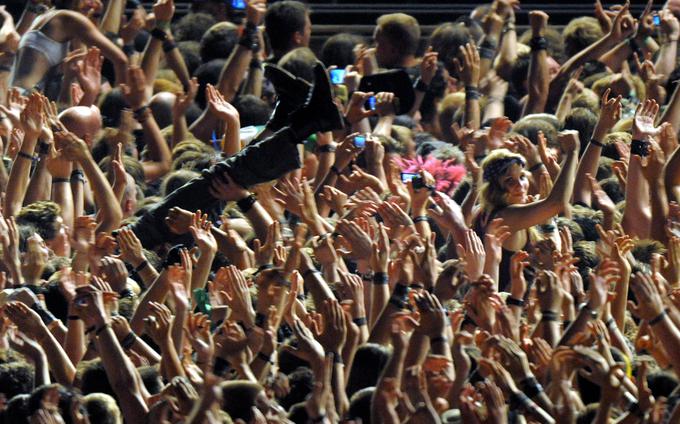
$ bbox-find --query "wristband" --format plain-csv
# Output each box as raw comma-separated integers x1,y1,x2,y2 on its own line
393,283,409,297
38,141,51,155
52,177,70,184
71,169,84,179
590,138,606,148
540,224,556,233
541,310,559,322
530,36,548,51
17,151,37,162
373,272,388,285
134,260,149,274
250,58,262,69
236,194,257,213
332,352,343,364
413,215,429,223
478,46,495,59
317,144,337,153
360,272,374,281
255,312,267,328
509,391,531,410
121,331,137,350
506,296,525,307
67,315,80,321
213,356,231,376
330,165,342,175
502,23,516,34
156,20,171,31
119,288,135,299
465,86,480,101
414,77,429,92
353,317,367,326
122,44,136,56
31,303,56,325
257,351,273,364
162,40,177,53
649,309,668,326
133,105,150,121
238,22,260,52
150,27,169,41
606,317,617,328
27,3,48,14
388,296,407,310
528,162,544,172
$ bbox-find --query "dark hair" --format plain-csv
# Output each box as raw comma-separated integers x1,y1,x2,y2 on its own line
564,108,598,156
346,343,390,396
234,95,272,127
200,22,239,63
220,381,263,421
99,88,127,128
0,363,34,401
178,41,202,77
27,385,82,424
376,13,421,57
264,1,308,53
600,176,625,204
278,47,317,84
646,371,679,399
348,387,374,424
43,281,69,324
173,12,217,42
79,360,114,397
429,22,471,75
320,33,364,69
280,367,314,410
510,53,530,97
161,169,200,196
2,393,30,424
16,201,61,241
194,59,227,108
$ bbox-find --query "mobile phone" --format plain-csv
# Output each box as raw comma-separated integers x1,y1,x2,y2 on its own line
401,172,418,183
193,288,212,315
412,175,426,190
631,139,650,157
365,96,376,111
353,135,366,148
653,14,661,26
231,0,246,10
330,69,346,85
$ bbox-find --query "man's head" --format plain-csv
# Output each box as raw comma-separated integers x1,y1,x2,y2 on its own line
59,106,102,146
374,13,421,68
200,22,239,63
264,1,311,56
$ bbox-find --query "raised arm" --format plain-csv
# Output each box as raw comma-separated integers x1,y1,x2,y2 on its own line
497,131,580,233
454,43,481,130
521,11,550,117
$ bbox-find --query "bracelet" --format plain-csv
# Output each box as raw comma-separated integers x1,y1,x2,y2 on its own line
122,44,136,56
530,36,548,51
150,27,169,41
373,272,388,285
606,317,617,328
236,194,257,213
649,309,668,326
0,65,10,73
133,105,150,121
257,351,273,364
393,283,409,297
360,272,374,281
353,317,367,326
590,138,606,148
430,335,449,345
388,296,407,310
506,296,525,307
52,177,70,184
414,77,429,92
238,22,260,52
71,169,84,179
17,151,36,161
162,40,177,53
413,215,429,223
520,376,544,399
317,144,337,153
478,46,495,59
540,224,556,233
95,322,111,336
528,162,544,172
67,315,80,321
121,331,137,350
465,86,480,101
31,303,56,325
502,23,516,34
134,260,149,274
330,165,342,175
332,352,343,364
250,58,262,69
541,310,559,322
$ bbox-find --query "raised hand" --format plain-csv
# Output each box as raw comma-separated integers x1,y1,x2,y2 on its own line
453,43,480,88
457,229,486,281
19,92,43,140
173,77,198,117
206,84,239,123
189,210,217,253
120,66,149,110
632,99,660,140
75,47,103,103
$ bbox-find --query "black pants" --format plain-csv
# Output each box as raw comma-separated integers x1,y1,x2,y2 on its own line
130,127,299,248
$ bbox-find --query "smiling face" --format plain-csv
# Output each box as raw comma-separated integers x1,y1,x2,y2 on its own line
500,163,529,205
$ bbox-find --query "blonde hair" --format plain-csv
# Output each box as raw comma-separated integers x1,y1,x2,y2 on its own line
479,149,527,213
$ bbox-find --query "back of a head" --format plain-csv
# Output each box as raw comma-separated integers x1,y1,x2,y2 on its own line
377,13,421,57
174,12,217,42
220,381,263,422
200,22,239,63
194,59,227,108
83,393,122,424
0,362,34,402
234,95,272,127
320,33,364,69
563,16,603,58
278,47,317,83
348,387,374,424
265,1,308,53
429,22,470,74
346,343,390,396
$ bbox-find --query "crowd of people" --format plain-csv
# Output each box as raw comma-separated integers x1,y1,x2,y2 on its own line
1,0,680,422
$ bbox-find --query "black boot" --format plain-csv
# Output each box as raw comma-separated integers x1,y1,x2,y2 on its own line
289,62,345,140
264,64,312,132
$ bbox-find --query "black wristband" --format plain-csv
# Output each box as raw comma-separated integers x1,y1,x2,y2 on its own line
393,283,409,297
162,40,177,53
52,177,70,184
530,36,548,50
122,44,136,56
330,165,342,175
541,310,559,322
465,86,480,100
17,151,36,161
257,351,273,364
506,296,525,307
332,352,343,364
121,331,137,350
649,309,668,326
528,162,544,172
119,288,135,299
250,58,262,69
478,46,495,59
71,169,84,179
236,194,257,213
413,215,429,223
133,260,149,274
590,138,606,148
38,141,51,155
317,144,337,153
353,317,367,326
388,296,407,310
430,335,449,345
95,322,111,335
213,356,231,376
373,272,388,285
133,105,149,121
509,391,531,410
520,376,543,399
67,315,80,321
31,303,55,325
150,28,169,41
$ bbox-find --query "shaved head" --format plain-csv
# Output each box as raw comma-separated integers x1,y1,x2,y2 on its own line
59,106,102,145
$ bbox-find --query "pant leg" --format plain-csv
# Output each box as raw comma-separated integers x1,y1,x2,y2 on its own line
130,127,301,248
